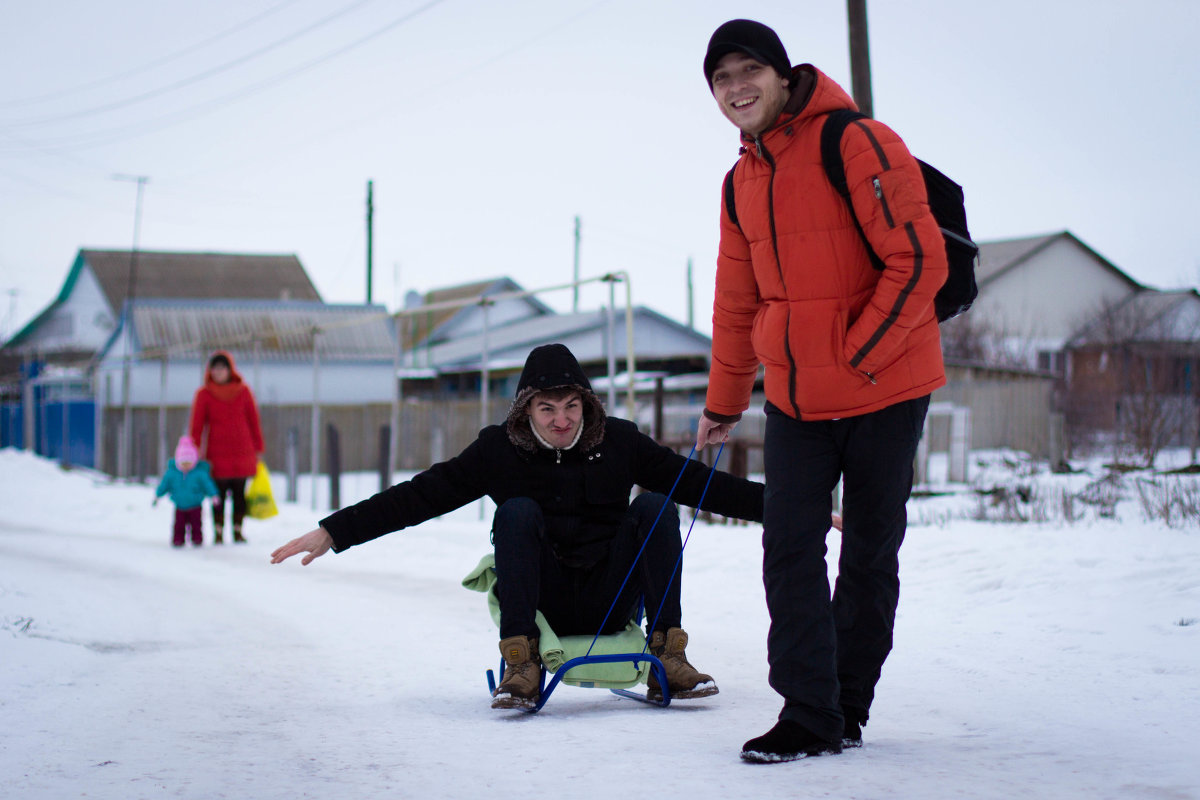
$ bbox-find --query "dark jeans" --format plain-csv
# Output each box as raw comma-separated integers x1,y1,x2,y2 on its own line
212,478,247,531
491,493,683,641
172,506,203,546
762,395,929,742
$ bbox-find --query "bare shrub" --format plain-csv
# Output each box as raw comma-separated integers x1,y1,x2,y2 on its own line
1077,473,1126,519
1135,476,1200,528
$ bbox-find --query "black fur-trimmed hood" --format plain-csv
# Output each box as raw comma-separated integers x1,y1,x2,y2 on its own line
505,344,607,455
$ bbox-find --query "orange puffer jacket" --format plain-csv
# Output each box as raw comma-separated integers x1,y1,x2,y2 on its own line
706,65,947,422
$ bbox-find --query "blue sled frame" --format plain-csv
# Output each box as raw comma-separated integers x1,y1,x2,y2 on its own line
487,652,671,712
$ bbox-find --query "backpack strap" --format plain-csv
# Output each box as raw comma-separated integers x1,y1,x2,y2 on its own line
820,109,885,271
723,161,741,230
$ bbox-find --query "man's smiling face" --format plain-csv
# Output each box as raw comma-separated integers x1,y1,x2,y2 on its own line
710,51,790,137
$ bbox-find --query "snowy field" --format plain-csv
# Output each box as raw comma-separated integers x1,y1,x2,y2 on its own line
1,447,1198,799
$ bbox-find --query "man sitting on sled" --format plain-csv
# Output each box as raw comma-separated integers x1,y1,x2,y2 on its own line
271,343,764,709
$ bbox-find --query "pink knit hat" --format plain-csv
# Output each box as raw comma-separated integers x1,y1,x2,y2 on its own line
175,435,199,465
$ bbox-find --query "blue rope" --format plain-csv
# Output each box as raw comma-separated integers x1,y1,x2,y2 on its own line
583,442,725,657
642,441,724,650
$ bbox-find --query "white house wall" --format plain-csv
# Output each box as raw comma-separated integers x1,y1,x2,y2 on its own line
95,359,395,408
17,266,115,354
972,237,1138,342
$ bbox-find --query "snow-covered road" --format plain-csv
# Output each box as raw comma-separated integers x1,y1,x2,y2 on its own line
1,450,1197,799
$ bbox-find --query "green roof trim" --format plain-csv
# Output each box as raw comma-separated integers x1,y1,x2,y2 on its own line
4,252,89,349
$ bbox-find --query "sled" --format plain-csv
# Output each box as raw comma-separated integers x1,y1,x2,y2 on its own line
470,443,724,712
465,558,671,711
486,647,672,712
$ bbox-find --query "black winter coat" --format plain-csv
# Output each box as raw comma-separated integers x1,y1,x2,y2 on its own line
320,418,763,566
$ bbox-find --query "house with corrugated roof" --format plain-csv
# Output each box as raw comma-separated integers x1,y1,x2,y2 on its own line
1,249,321,372
400,277,557,352
0,248,397,476
396,276,715,407
935,230,1200,461
96,299,396,407
93,298,397,478
388,276,719,468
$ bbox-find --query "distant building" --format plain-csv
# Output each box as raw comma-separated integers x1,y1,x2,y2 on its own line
963,231,1143,371
397,277,715,406
92,298,397,478
1063,288,1200,453
0,249,326,471
95,299,397,407
1,249,320,374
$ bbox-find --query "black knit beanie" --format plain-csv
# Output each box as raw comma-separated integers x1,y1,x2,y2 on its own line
704,19,791,88
514,343,592,396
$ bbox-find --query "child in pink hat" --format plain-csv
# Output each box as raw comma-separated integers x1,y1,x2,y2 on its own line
154,435,219,547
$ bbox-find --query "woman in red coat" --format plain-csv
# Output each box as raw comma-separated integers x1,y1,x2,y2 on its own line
190,351,264,544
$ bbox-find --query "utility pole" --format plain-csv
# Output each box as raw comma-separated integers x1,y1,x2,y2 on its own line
366,180,375,304
572,215,581,313
113,173,148,480
686,257,694,329
847,0,874,118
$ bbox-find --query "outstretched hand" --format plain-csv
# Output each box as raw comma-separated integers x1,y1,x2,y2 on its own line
270,527,333,566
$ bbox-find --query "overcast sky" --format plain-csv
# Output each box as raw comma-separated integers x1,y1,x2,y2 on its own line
2,0,1196,340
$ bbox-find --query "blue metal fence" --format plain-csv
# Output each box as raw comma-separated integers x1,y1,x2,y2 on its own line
0,372,95,468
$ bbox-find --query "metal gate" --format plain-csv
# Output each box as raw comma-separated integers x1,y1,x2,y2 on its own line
2,370,96,468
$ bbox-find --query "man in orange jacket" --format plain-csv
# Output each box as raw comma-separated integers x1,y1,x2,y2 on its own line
694,19,947,762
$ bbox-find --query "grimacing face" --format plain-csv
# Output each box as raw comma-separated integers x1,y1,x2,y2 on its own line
528,391,583,449
710,51,790,137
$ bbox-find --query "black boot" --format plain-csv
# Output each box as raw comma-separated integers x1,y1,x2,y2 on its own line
741,719,842,763
842,706,866,748
232,525,247,544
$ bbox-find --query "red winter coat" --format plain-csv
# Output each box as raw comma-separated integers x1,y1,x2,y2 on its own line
705,65,947,422
189,351,264,479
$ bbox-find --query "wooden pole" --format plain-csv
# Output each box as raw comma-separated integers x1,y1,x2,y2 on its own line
847,0,874,118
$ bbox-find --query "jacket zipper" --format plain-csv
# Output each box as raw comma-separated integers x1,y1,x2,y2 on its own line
755,135,802,421
872,177,895,227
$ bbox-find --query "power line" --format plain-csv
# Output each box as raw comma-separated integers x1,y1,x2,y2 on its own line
0,0,450,153
0,0,377,128
0,0,305,110
172,0,612,178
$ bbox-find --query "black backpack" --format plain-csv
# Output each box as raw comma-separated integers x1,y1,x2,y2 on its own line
723,109,979,322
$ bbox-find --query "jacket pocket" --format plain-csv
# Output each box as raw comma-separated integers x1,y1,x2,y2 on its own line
784,300,845,368
871,168,924,229
750,302,789,370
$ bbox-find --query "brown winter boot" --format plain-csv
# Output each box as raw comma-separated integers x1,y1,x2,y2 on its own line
212,525,224,545
232,525,247,544
647,627,718,700
491,635,541,709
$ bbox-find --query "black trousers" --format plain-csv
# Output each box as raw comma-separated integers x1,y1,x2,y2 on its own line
762,395,929,741
212,477,247,531
491,493,683,641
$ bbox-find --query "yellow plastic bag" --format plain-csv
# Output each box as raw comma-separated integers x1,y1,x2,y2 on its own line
245,461,279,520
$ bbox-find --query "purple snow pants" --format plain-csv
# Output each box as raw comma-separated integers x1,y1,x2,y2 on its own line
173,507,204,547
